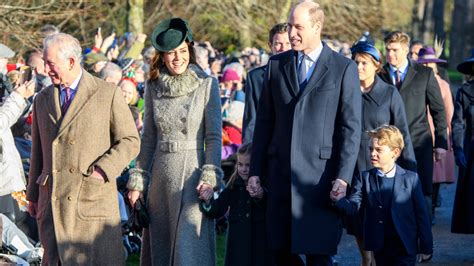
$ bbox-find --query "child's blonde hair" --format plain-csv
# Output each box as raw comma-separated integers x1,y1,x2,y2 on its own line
227,142,252,188
368,125,405,152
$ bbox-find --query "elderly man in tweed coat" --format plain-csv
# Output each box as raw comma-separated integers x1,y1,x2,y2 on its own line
26,33,140,265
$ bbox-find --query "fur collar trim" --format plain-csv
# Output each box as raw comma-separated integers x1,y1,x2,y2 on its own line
155,64,206,97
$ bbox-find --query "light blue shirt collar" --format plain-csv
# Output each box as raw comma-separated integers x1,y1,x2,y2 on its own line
376,164,397,178
389,59,409,85
298,41,323,81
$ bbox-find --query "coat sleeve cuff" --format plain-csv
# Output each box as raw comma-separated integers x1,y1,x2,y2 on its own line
199,164,223,188
126,168,150,192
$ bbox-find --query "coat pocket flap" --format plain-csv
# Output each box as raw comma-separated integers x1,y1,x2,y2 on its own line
319,147,332,159
35,172,50,186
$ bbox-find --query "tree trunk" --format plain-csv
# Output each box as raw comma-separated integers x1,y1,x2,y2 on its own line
449,0,468,69
128,0,144,34
412,0,426,41
433,0,445,57
421,0,434,44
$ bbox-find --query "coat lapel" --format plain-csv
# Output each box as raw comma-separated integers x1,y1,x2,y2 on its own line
399,63,416,93
43,85,61,127
57,71,99,136
392,165,408,203
366,76,389,106
282,50,299,97
299,43,330,99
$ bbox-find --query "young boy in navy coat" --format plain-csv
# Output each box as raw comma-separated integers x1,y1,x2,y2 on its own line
331,125,433,265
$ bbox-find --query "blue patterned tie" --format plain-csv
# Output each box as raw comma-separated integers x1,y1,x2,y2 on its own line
299,55,308,91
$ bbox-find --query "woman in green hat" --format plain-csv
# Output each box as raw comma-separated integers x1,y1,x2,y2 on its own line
127,18,222,265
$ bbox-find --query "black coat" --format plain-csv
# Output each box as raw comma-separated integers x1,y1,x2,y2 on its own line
250,43,362,254
357,76,417,173
201,177,267,266
335,165,433,255
451,81,474,234
451,143,474,234
452,81,474,161
380,63,448,195
242,65,266,144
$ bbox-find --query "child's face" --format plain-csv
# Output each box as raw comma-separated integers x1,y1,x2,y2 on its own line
237,154,251,181
369,138,399,171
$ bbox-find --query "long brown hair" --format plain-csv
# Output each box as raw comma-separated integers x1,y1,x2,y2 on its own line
148,41,197,80
226,142,252,189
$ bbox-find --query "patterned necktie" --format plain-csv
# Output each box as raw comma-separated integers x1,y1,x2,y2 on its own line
395,70,402,89
298,55,308,91
62,87,72,114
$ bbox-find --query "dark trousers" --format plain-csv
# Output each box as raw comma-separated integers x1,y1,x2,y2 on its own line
374,236,415,266
271,251,333,266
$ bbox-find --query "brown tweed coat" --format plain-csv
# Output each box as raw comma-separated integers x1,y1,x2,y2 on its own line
26,70,140,265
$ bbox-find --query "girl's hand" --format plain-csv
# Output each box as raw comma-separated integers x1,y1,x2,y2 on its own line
128,190,141,207
199,186,213,203
247,183,263,199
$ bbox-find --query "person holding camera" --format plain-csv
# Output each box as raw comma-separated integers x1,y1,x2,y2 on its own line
1,80,35,199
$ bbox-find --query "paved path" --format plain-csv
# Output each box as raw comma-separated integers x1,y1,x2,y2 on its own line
335,181,474,265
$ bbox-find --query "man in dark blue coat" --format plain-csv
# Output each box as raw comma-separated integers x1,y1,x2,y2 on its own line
242,23,291,144
248,1,361,265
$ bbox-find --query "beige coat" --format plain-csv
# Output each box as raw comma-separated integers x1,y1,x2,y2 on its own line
136,64,222,266
26,71,140,265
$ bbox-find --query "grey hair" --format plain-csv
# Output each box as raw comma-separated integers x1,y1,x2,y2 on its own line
43,33,82,63
99,62,123,80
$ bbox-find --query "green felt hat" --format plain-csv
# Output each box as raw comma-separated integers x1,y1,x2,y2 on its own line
151,17,193,52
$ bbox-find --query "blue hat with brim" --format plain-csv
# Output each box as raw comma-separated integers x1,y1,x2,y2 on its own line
151,18,193,52
350,41,381,62
457,49,474,75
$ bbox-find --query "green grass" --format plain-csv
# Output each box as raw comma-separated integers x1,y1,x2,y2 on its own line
448,69,464,84
216,233,226,266
125,233,227,266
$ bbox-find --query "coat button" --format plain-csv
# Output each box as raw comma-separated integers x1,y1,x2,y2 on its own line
69,139,75,145
181,129,187,134
378,205,382,209
246,213,249,218
67,196,73,201
52,169,59,174
52,196,57,201
379,220,383,224
53,140,58,146
181,117,187,123
69,168,76,173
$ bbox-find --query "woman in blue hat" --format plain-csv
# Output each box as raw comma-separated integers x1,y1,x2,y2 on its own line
346,41,417,266
451,48,474,234
127,17,222,265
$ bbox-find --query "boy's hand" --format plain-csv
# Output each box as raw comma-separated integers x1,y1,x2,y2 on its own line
329,189,345,202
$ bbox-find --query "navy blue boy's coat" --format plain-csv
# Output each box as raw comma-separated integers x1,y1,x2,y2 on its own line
335,165,433,255
249,43,361,254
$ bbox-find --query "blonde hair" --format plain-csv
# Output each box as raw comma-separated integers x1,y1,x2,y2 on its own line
384,31,410,47
368,125,405,152
226,143,252,189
